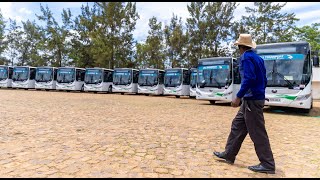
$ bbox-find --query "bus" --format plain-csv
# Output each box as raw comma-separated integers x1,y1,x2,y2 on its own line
0,65,13,88
35,67,58,91
56,67,85,92
196,57,240,104
112,68,139,95
12,66,36,90
138,69,165,96
189,68,197,98
84,68,114,93
163,68,190,98
254,41,314,112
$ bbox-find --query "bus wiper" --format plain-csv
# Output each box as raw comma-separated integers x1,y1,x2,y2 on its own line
274,71,294,89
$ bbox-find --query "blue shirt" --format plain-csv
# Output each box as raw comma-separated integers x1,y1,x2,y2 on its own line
236,49,267,100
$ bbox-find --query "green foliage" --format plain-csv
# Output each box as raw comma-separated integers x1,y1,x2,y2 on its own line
294,23,320,54
242,2,299,44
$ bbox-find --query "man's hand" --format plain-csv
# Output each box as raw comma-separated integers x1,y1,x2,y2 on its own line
231,97,241,107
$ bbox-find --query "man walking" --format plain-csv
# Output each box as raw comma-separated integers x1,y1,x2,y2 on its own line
213,34,276,174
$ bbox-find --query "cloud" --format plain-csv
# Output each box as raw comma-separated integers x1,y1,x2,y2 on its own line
18,7,32,15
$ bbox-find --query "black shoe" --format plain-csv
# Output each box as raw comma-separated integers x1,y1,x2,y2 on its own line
248,164,275,174
213,151,235,164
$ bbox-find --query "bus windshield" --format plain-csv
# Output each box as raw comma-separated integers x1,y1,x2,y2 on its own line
0,67,8,81
190,70,197,88
85,69,103,84
197,62,230,88
164,69,182,87
256,44,310,88
138,70,158,86
12,67,29,81
57,68,75,83
35,68,53,82
113,69,132,85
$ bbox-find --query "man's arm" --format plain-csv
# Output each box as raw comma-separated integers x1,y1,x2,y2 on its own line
236,58,256,98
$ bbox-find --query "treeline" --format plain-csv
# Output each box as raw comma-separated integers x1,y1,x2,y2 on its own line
0,2,319,69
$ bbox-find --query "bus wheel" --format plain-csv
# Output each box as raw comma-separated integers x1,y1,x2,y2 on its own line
145,94,149,96
108,86,112,93
121,92,124,95
45,89,50,91
175,95,180,98
67,90,70,92
24,88,28,90
209,100,216,105
81,85,84,92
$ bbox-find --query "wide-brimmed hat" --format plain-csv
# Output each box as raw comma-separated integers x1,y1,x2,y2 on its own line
234,34,256,49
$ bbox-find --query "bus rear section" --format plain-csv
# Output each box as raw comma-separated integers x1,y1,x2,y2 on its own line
138,69,164,96
112,68,139,94
163,68,190,98
189,68,197,98
12,66,36,90
56,67,85,92
35,67,57,91
84,68,113,93
0,65,13,88
196,57,239,104
255,41,314,112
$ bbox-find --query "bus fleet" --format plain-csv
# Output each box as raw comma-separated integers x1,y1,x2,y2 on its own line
0,41,317,112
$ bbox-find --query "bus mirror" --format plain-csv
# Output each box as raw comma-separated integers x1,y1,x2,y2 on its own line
301,74,309,84
313,55,319,67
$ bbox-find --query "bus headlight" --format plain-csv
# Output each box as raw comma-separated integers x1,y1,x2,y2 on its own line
295,94,311,101
196,90,202,96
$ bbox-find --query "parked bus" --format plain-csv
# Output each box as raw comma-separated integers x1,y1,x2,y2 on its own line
56,67,85,92
84,68,114,93
0,65,13,88
255,41,315,112
112,68,139,95
189,68,197,98
35,67,58,91
196,57,240,104
12,66,36,89
163,68,190,98
138,68,164,96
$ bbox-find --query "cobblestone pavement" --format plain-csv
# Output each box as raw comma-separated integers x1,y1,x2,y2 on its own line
0,89,319,178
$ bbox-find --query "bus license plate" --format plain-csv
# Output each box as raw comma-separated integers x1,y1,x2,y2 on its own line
269,98,281,102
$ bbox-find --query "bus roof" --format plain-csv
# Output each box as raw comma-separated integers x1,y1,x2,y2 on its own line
36,66,58,69
86,67,114,71
198,57,233,62
139,68,164,72
58,67,85,70
114,68,139,71
165,67,189,70
13,66,36,68
256,41,309,48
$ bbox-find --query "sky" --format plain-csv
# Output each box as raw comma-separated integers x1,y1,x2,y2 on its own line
1,2,320,42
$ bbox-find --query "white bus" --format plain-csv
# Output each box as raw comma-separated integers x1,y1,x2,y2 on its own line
112,68,139,95
12,66,36,90
0,65,13,88
196,57,241,104
35,67,58,91
56,67,85,92
163,68,190,98
138,69,165,96
189,68,197,98
255,41,314,112
84,68,114,93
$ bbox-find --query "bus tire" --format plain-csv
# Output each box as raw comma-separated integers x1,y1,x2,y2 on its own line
121,92,124,95
209,100,216,105
108,86,112,93
145,94,149,96
175,95,180,98
81,85,84,92
24,88,28,90
45,89,50,91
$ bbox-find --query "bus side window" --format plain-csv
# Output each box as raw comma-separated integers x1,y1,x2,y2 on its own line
30,68,36,80
183,69,190,85
159,71,164,84
108,71,113,82
81,70,85,81
54,69,57,80
133,70,139,83
103,70,108,82
76,69,81,81
9,67,13,79
233,60,241,84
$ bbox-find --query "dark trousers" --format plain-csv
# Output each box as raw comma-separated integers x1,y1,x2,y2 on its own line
224,99,275,169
